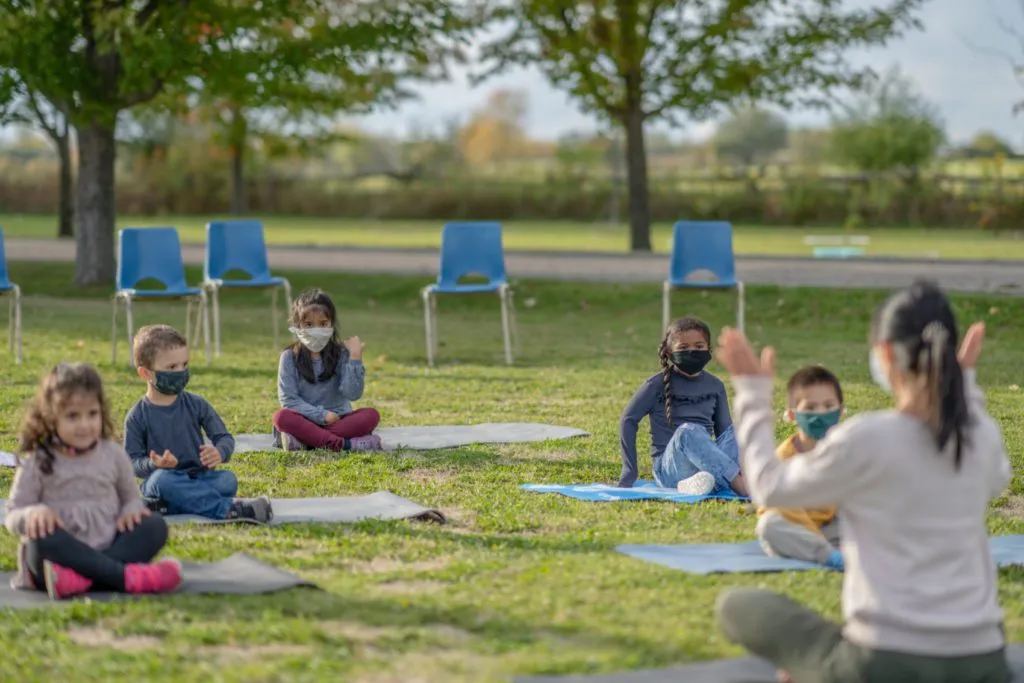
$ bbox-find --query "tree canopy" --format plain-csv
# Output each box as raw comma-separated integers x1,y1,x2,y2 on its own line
477,0,927,250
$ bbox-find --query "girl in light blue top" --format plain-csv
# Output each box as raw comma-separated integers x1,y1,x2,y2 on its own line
272,289,381,452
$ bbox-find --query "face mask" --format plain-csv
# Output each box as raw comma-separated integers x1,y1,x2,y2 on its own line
290,326,334,353
153,368,190,395
793,409,842,441
869,347,892,394
670,349,712,375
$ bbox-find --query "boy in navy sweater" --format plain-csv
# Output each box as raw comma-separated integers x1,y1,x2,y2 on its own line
124,324,272,522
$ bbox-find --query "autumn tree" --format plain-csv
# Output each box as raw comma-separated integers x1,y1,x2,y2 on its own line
0,1,468,285
478,0,927,251
458,89,530,167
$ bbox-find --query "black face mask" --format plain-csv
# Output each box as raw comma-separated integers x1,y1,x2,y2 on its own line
670,349,712,375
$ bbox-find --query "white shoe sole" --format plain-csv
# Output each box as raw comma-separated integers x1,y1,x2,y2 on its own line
677,471,716,496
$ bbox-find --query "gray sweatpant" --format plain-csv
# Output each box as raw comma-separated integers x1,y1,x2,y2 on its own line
716,588,1010,683
757,511,840,564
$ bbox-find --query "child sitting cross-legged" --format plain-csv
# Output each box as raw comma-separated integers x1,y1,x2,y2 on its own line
124,324,272,523
5,363,181,600
756,365,846,572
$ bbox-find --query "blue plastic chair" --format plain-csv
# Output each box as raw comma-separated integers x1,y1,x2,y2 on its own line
0,228,22,363
202,220,291,356
421,222,519,366
662,221,745,332
112,227,210,367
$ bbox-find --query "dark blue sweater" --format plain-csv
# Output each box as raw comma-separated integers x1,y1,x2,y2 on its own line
618,370,732,487
124,392,235,479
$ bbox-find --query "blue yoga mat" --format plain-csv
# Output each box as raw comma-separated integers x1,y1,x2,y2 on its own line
520,480,749,503
618,536,1024,575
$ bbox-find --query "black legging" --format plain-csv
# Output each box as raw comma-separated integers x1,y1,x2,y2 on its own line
25,514,169,592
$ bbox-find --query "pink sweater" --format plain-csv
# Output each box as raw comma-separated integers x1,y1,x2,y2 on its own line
5,440,147,586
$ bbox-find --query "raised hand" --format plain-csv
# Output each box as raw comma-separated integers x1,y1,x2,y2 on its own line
716,327,776,378
344,336,365,360
958,322,985,369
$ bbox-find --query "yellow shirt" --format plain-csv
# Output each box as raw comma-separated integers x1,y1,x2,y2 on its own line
756,434,837,533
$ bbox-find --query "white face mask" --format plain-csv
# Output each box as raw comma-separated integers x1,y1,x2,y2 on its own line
290,326,333,353
869,347,892,394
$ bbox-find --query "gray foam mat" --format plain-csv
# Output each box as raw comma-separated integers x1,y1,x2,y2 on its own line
0,493,446,527
515,645,1024,682
0,553,316,610
232,422,590,453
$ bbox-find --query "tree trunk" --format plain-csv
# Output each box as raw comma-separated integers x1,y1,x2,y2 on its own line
229,106,247,215
623,104,652,252
57,118,74,239
74,122,117,286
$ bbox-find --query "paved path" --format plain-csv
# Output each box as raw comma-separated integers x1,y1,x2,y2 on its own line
8,238,1024,294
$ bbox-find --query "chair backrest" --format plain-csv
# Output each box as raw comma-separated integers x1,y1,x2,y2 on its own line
117,227,190,292
436,222,508,287
0,227,10,288
204,220,273,282
669,221,736,284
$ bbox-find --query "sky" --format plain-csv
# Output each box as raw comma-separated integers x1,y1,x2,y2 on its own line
351,0,1024,147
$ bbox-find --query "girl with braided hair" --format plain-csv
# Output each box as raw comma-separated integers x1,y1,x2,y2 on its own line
618,316,750,497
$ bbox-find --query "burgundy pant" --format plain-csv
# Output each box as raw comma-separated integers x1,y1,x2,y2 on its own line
273,408,380,450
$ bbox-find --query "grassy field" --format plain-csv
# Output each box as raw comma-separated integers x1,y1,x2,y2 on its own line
3,213,1024,260
1,264,1023,682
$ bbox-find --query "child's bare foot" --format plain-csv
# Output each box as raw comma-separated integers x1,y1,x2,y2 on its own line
777,670,792,683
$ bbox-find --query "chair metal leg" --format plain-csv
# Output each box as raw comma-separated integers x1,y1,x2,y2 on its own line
282,278,293,346
7,293,12,354
111,296,119,364
200,291,211,367
211,285,222,357
499,285,513,365
271,286,279,349
422,287,435,367
508,288,521,354
662,281,672,332
736,281,746,333
125,296,135,368
185,299,193,346
430,291,439,359
11,285,21,364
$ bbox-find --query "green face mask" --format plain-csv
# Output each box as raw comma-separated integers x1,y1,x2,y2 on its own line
793,409,841,441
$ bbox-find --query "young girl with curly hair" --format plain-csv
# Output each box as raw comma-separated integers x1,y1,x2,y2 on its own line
5,363,182,600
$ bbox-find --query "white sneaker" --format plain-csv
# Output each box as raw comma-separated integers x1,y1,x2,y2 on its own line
676,471,716,496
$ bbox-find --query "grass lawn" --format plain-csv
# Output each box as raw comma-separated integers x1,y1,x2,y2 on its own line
0,263,1023,682
2,213,1024,260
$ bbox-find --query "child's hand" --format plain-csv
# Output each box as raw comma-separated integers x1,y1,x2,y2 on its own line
116,508,150,533
149,449,178,469
958,322,985,369
199,444,223,468
344,336,365,359
26,507,63,540
324,411,340,425
716,327,775,378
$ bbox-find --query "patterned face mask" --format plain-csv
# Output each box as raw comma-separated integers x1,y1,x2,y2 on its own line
153,368,190,395
290,326,334,353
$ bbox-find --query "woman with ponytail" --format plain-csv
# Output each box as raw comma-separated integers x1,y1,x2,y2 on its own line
618,316,749,497
715,281,1011,683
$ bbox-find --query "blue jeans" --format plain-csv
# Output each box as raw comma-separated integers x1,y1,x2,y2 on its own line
141,469,238,519
653,423,740,492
